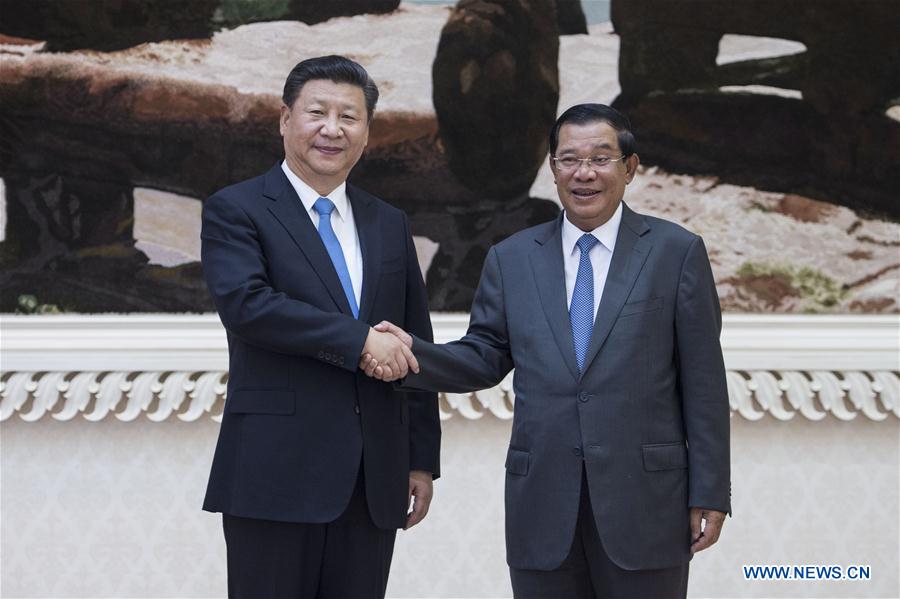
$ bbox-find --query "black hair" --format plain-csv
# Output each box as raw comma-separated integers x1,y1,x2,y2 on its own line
282,55,379,121
549,103,636,157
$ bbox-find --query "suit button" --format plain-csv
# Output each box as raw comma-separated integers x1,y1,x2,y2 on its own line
338,356,345,365
573,447,583,457
317,351,325,359
354,404,361,415
325,352,332,360
578,392,591,402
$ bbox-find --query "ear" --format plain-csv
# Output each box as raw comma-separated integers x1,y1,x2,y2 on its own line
548,155,558,180
279,104,290,136
624,153,640,183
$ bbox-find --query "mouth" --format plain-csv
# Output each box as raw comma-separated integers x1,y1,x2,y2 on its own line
570,188,601,200
314,145,343,156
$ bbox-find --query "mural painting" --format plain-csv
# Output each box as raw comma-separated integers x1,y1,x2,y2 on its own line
0,0,897,314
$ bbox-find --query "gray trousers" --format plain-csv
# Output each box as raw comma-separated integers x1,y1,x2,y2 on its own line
510,466,689,599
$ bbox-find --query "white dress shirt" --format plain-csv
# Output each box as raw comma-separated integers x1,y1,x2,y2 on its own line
281,161,363,307
561,202,623,323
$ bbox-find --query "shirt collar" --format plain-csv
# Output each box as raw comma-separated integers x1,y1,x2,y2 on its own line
561,201,623,256
281,161,349,222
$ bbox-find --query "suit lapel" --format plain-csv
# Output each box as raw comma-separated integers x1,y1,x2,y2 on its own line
349,184,381,324
263,165,354,317
581,204,652,376
530,214,581,382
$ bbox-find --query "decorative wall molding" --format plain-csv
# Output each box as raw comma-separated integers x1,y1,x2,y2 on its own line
1,313,897,421
1,369,897,422
1,313,898,372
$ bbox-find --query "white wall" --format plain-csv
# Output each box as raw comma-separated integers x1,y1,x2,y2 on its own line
1,314,898,598
1,415,897,598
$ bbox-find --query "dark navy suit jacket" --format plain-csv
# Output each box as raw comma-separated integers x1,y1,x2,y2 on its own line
403,205,730,570
201,164,440,529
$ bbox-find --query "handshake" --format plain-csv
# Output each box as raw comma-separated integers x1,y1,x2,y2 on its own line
359,321,417,382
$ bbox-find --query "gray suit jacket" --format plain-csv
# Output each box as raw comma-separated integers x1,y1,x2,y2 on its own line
402,204,730,571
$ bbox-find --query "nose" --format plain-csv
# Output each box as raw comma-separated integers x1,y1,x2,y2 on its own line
319,113,342,137
573,161,596,180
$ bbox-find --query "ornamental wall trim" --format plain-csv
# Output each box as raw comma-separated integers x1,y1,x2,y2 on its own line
1,313,897,421
1,369,897,422
1,313,898,372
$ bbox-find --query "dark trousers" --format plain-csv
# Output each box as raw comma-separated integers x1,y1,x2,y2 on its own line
222,467,396,599
510,467,689,599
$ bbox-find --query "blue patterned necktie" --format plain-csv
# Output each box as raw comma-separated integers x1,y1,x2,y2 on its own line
313,197,359,318
570,234,599,372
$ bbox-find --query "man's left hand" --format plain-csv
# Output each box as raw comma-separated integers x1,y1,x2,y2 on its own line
405,470,433,530
690,507,726,553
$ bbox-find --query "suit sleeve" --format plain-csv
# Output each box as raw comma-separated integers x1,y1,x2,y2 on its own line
402,245,515,393
399,215,442,478
675,235,731,514
201,192,370,371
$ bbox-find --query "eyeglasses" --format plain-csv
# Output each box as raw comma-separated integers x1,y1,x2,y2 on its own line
551,155,626,172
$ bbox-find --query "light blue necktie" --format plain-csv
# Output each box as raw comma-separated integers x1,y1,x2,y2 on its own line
570,234,599,372
313,197,358,318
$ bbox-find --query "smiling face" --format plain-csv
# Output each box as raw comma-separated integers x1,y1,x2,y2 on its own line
550,121,639,232
280,79,370,196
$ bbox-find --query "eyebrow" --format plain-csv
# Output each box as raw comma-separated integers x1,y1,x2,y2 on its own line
558,143,616,154
305,96,362,111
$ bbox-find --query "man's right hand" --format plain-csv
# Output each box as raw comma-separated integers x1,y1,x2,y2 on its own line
361,325,418,381
374,320,413,346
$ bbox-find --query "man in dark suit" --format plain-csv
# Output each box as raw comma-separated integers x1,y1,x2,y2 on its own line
201,55,440,598
365,104,730,598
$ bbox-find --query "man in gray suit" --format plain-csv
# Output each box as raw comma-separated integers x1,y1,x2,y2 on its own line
363,104,730,598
